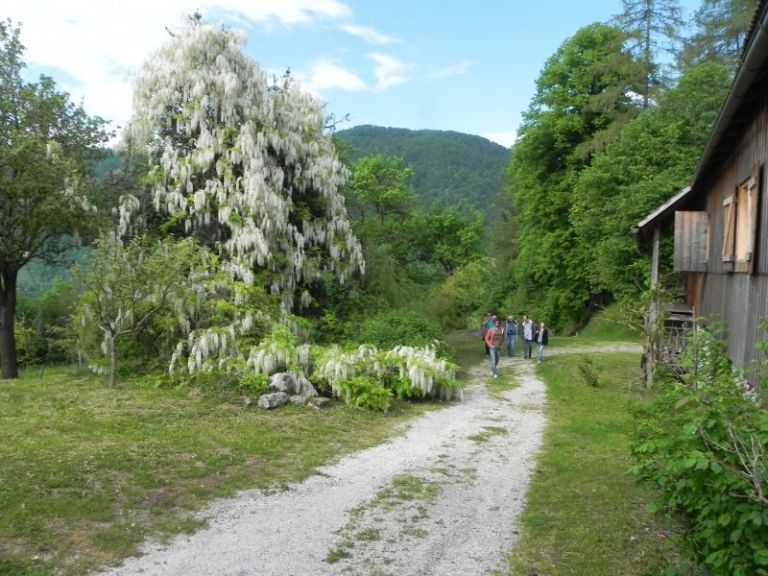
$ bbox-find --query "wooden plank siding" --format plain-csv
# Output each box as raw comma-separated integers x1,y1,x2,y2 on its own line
674,211,709,272
693,101,768,380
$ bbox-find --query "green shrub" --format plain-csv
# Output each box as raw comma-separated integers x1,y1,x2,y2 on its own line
335,376,392,412
239,373,269,395
630,330,768,575
385,374,421,399
355,310,441,349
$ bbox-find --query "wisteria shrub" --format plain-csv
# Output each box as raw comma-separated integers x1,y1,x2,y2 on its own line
334,376,393,412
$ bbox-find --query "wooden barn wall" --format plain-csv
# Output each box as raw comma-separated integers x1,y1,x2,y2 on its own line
695,100,768,376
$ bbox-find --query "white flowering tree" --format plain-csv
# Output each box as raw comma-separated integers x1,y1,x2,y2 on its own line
122,18,363,302
118,17,364,373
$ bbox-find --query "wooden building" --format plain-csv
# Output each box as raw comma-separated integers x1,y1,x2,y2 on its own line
635,0,768,376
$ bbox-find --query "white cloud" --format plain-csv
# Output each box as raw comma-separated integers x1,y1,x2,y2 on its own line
427,60,473,80
367,53,410,91
299,59,367,94
5,0,357,134
338,23,397,45
218,0,352,27
484,131,517,148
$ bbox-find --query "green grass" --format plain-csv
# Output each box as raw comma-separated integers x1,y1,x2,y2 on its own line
506,352,685,576
0,369,439,576
574,304,642,342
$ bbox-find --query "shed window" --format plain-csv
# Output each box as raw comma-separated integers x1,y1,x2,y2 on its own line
722,169,761,273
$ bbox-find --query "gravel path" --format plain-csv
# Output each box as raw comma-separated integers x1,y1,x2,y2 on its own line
98,343,640,576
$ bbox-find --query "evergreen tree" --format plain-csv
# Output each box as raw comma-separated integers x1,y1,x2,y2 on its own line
614,0,685,106
681,0,757,72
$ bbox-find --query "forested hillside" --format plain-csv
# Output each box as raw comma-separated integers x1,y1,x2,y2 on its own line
335,125,509,212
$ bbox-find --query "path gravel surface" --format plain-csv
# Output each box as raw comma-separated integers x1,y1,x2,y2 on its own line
98,343,640,576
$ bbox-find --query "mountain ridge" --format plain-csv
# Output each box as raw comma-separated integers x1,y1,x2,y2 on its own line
335,125,509,214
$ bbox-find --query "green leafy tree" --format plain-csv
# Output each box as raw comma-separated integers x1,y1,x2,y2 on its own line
347,155,416,225
505,23,643,330
0,20,110,379
570,61,731,300
406,207,485,276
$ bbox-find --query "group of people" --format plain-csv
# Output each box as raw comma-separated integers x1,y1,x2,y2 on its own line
481,312,549,378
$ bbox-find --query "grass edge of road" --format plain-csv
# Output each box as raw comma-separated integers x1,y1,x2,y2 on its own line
505,350,690,576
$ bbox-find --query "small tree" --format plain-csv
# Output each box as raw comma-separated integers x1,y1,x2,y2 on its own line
74,236,203,387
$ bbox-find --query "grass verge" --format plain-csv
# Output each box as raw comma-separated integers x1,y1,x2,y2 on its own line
0,368,442,576
506,352,686,576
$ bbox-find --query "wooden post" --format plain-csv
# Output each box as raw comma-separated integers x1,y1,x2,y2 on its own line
645,225,661,385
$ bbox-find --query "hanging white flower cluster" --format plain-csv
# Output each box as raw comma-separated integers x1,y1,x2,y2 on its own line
123,21,364,309
313,344,384,397
313,344,461,401
386,345,461,400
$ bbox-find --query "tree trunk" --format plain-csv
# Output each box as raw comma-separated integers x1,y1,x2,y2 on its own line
109,334,118,389
0,267,19,379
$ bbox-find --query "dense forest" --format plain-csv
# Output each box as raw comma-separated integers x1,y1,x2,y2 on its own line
335,125,509,213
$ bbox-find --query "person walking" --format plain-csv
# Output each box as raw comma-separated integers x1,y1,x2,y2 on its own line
534,321,549,363
480,311,493,357
521,315,534,359
484,318,505,378
504,316,518,357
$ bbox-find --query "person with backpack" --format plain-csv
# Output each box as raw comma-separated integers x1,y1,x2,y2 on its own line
504,315,518,357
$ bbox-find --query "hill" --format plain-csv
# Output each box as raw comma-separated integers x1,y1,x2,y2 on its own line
335,125,509,214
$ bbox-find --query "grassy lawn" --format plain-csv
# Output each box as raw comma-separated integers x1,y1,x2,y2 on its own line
506,351,686,576
0,368,440,576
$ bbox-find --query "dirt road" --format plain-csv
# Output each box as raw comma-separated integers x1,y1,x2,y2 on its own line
99,344,639,576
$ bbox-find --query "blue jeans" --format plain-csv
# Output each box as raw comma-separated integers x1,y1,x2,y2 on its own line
506,336,516,357
523,339,533,359
489,347,500,375
537,342,545,361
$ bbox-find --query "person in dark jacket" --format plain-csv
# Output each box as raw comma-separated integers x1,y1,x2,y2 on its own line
504,316,518,357
534,321,549,363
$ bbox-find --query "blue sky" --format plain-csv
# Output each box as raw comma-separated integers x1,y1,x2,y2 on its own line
7,0,702,147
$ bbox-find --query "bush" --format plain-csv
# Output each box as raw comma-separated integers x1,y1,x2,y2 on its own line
630,330,768,575
334,376,392,412
238,373,269,395
354,309,441,349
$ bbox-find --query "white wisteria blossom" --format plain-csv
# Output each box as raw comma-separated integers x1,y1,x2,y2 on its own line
314,343,461,401
123,19,364,310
